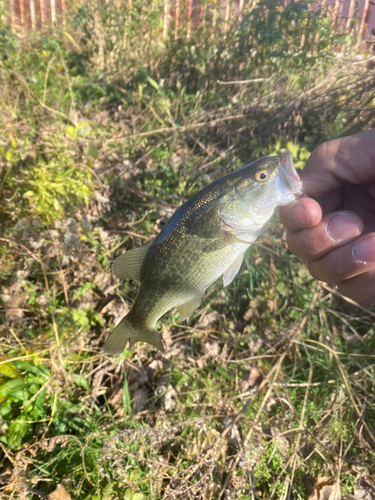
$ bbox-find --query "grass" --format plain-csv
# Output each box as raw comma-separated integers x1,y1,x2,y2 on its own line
0,0,375,498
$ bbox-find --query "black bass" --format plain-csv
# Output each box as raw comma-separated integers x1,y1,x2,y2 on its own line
104,151,302,354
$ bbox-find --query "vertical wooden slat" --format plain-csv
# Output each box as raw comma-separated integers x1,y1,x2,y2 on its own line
55,0,62,24
20,0,25,31
163,0,169,38
40,0,45,31
45,0,52,24
9,0,15,32
238,0,244,21
50,0,56,23
175,0,180,34
365,0,373,37
187,0,192,37
332,0,342,26
345,0,355,31
24,0,32,30
61,0,66,26
225,0,230,25
34,0,41,30
14,0,21,31
359,0,370,38
30,0,36,28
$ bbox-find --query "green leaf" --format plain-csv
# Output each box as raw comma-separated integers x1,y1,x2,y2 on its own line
8,415,31,449
76,122,91,137
72,373,89,391
215,365,234,381
0,379,25,398
65,125,77,139
276,282,286,294
87,144,99,159
0,363,20,379
0,377,44,399
147,76,159,90
33,387,47,421
124,490,135,500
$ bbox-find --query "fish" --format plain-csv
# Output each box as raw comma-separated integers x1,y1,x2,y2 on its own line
103,151,303,355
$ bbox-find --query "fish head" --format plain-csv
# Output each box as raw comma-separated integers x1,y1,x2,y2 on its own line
218,150,303,242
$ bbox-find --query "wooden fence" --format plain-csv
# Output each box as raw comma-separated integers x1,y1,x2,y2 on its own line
3,0,375,38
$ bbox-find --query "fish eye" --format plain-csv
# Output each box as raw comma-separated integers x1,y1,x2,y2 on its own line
255,169,269,182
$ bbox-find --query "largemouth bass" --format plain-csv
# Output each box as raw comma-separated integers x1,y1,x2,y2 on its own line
104,151,302,355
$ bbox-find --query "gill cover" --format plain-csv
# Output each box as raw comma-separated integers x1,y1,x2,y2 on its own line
218,152,302,241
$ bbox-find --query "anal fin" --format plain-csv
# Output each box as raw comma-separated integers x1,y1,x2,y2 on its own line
223,253,244,287
112,243,150,280
177,291,204,320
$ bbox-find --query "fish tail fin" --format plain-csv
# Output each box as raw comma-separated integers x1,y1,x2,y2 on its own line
103,316,164,355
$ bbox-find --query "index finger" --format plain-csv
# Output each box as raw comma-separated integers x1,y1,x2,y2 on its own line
279,198,322,233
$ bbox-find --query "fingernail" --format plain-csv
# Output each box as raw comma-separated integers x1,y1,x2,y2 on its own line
352,237,375,264
326,213,359,242
290,205,312,227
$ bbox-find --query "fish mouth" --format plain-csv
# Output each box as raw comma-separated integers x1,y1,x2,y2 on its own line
277,151,304,202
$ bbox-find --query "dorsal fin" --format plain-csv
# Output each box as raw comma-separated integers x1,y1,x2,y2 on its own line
112,244,150,281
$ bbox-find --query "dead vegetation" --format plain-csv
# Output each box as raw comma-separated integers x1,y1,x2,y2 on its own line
1,0,375,498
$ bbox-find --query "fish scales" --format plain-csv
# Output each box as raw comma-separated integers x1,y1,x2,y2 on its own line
103,151,303,355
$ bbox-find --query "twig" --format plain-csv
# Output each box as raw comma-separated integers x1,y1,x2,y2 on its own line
217,78,272,85
322,283,375,320
0,237,51,271
123,113,249,139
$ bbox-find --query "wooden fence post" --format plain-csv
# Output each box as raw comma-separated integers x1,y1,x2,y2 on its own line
225,0,230,29
238,0,244,22
175,0,180,36
163,0,169,38
51,0,56,24
187,0,192,38
40,0,45,32
332,0,342,26
345,0,355,32
358,0,370,38
9,0,15,32
20,0,25,31
61,0,66,25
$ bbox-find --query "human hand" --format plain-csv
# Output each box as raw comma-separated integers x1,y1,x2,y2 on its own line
279,129,375,304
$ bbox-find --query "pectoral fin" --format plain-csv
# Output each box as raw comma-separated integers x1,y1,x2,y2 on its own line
177,291,205,320
223,253,244,287
112,244,150,280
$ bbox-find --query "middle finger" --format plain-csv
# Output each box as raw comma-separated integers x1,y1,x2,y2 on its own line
287,211,363,261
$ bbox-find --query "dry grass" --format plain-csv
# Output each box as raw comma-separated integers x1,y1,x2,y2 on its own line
1,1,375,498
